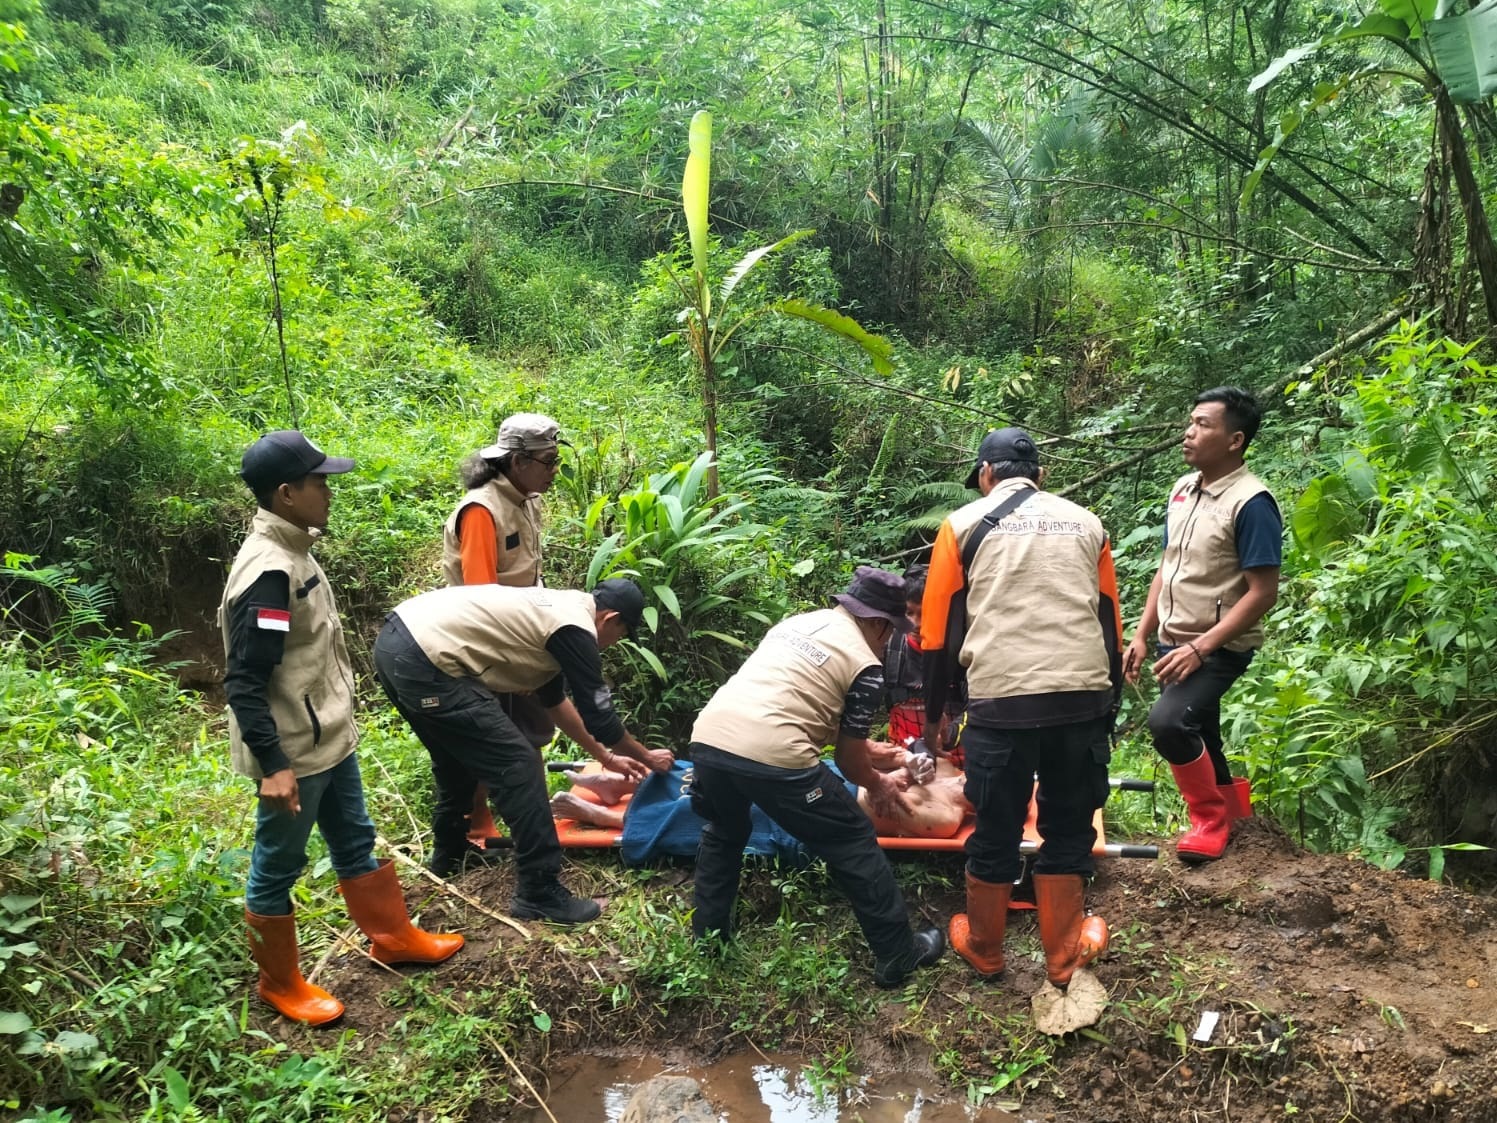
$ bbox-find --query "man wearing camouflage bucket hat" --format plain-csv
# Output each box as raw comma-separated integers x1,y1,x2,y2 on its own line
687,567,945,989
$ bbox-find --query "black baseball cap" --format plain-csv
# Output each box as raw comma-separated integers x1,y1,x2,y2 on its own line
240,430,356,493
965,426,1040,488
592,577,646,636
831,566,912,632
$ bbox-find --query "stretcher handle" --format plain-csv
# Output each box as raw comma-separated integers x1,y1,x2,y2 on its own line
1019,840,1159,859
1110,778,1155,792
546,761,588,772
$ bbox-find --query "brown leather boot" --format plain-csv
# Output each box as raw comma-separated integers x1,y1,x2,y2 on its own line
1171,750,1232,861
339,859,465,965
1032,873,1109,989
245,909,344,1025
949,871,1011,977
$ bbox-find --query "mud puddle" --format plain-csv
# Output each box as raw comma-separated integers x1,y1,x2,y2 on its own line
498,1053,1022,1121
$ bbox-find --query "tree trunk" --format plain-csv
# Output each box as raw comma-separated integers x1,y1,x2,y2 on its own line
1437,86,1497,331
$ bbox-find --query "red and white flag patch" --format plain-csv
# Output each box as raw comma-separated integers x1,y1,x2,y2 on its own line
253,607,291,632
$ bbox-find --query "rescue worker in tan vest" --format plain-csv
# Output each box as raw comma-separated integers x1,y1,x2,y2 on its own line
920,428,1123,990
688,568,946,989
221,431,462,1026
437,414,660,862
372,579,667,923
1124,387,1282,862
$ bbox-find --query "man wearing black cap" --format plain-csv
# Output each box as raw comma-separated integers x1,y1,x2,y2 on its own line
920,428,1123,992
221,431,463,1026
372,578,666,922
687,567,946,989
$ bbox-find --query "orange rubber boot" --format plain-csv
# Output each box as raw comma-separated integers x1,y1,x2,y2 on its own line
1032,873,1109,989
949,871,1011,977
1170,750,1232,862
245,909,344,1025
339,859,465,965
467,787,498,844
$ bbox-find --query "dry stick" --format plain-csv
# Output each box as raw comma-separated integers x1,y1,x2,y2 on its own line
375,834,533,940
423,987,561,1123
307,922,362,985
367,753,424,850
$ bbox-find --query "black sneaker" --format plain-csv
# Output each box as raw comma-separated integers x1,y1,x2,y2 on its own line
873,926,945,989
427,841,502,878
510,881,602,924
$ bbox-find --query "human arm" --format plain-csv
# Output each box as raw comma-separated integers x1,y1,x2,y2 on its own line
457,504,500,585
1123,565,1163,684
544,626,674,771
549,696,648,780
222,570,300,815
918,518,966,745
836,666,912,817
1152,567,1279,686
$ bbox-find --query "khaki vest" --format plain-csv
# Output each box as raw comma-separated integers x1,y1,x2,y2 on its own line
949,480,1114,701
691,606,880,769
393,585,597,696
440,475,543,587
1157,465,1272,652
219,509,358,780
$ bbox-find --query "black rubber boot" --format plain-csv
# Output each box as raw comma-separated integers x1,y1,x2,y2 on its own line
872,926,945,989
511,879,601,925
427,840,502,878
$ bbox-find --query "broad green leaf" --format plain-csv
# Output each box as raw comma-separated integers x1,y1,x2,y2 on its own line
641,605,659,633
163,1066,191,1111
1241,72,1362,210
721,230,814,306
1428,845,1446,882
653,584,682,619
1247,43,1323,94
0,896,40,914
0,1011,32,1034
1428,4,1497,102
693,629,750,649
1379,0,1438,38
625,641,669,682
789,558,816,577
683,110,712,293
1291,474,1365,556
586,533,622,587
770,300,895,374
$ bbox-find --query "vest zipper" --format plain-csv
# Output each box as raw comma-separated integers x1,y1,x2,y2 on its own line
303,694,322,745
1162,486,1204,645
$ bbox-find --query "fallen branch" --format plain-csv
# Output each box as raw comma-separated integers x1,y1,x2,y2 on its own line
1266,305,1413,399
376,835,533,940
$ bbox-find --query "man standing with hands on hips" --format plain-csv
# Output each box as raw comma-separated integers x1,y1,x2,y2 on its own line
1124,387,1282,863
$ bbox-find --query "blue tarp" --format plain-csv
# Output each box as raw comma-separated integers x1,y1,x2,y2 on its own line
619,762,814,866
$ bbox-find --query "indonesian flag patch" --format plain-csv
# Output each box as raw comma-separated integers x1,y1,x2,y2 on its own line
253,607,291,632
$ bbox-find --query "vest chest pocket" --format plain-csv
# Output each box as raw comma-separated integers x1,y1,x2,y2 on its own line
505,531,521,550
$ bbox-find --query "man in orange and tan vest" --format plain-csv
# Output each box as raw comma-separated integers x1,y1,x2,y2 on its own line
438,413,657,867
688,568,945,989
1124,387,1281,863
920,427,1122,991
221,431,462,1026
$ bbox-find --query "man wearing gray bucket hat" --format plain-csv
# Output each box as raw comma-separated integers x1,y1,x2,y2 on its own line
687,567,945,989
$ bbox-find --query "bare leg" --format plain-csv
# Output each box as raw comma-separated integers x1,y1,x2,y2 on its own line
568,769,638,806
551,790,625,829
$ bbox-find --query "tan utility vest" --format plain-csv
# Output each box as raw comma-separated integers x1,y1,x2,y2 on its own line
219,509,358,780
393,585,597,695
949,479,1113,701
440,474,543,586
691,606,880,769
1157,465,1272,652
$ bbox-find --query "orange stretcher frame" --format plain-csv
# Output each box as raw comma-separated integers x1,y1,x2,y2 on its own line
533,776,1157,860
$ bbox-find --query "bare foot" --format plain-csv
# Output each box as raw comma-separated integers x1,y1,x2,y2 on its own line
569,769,638,806
551,789,625,829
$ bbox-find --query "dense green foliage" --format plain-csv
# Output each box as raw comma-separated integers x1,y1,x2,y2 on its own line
4,0,1497,1116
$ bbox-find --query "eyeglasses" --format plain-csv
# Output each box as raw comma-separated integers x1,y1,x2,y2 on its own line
524,453,561,469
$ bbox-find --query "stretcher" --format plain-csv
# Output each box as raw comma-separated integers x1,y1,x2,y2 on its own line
480,764,1160,862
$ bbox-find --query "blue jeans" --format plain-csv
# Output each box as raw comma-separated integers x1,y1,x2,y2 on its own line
245,752,379,916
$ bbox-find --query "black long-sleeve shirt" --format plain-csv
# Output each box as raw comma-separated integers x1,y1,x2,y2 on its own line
542,625,627,746
222,570,292,775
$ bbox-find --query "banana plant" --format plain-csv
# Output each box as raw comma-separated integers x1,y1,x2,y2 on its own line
673,110,895,497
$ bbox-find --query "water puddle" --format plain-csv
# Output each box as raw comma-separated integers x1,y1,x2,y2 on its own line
498,1053,1024,1122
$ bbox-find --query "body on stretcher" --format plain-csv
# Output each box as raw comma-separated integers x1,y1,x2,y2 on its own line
485,762,1159,864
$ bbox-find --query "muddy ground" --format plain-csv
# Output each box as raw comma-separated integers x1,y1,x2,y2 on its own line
309,817,1497,1122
